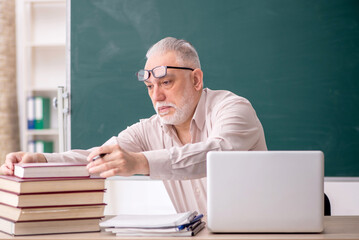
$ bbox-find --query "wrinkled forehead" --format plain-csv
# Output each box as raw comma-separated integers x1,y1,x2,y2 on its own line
145,51,180,70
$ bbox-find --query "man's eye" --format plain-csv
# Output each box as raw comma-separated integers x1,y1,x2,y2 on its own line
162,80,172,86
146,85,153,90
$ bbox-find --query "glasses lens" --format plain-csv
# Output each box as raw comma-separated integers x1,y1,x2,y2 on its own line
152,66,167,78
137,70,148,81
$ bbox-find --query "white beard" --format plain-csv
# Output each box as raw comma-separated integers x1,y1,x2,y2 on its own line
155,90,196,125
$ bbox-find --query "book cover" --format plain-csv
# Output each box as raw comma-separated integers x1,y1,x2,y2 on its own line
0,175,105,194
26,97,35,130
14,162,89,178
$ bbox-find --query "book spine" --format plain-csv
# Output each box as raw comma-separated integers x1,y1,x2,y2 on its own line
14,217,104,223
34,97,50,129
27,140,36,153
27,141,55,153
42,97,50,129
0,188,105,196
43,141,53,153
35,141,53,153
27,97,35,129
0,203,107,209
35,141,44,153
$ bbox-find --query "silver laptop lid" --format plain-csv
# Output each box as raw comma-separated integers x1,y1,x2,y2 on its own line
207,151,324,233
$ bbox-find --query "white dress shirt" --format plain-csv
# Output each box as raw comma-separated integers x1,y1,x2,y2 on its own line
44,88,267,217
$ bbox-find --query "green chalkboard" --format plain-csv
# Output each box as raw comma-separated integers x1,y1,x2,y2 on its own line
71,0,359,177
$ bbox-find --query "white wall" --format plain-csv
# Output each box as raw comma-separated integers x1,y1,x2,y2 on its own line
104,179,175,215
104,178,359,216
324,179,359,216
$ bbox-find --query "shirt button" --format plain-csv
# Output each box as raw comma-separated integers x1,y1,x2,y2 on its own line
196,188,200,194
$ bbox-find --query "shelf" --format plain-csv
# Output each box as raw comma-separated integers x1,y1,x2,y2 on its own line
25,0,65,3
27,129,59,136
26,43,65,48
27,87,58,92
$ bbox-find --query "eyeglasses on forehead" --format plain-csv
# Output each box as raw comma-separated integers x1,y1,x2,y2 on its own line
136,66,194,81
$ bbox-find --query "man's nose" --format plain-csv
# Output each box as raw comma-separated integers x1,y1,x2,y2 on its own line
152,84,166,102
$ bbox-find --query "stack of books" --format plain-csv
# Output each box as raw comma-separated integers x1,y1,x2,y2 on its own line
0,163,106,236
101,211,205,237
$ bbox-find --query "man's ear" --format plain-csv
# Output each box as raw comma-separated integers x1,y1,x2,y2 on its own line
192,68,203,91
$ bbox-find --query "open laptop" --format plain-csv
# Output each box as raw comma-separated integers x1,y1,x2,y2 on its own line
207,151,324,233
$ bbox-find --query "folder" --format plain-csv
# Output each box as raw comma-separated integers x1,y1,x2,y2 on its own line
27,97,35,129
34,97,50,129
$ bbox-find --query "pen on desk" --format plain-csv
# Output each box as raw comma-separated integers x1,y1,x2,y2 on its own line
177,214,204,231
92,153,106,161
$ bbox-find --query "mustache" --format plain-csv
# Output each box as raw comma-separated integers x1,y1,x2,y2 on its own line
155,102,177,109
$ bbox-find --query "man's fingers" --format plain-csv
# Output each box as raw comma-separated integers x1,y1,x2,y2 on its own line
86,147,101,162
87,145,123,162
86,155,108,169
6,161,14,171
88,160,114,174
87,146,112,162
100,169,118,178
5,152,24,170
22,153,35,163
0,165,13,175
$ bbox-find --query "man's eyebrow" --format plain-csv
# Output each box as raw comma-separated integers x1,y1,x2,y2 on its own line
144,80,152,84
165,73,175,77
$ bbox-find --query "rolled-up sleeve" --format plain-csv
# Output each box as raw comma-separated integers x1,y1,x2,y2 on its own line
43,136,120,163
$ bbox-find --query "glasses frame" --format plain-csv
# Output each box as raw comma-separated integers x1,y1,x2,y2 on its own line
136,66,194,81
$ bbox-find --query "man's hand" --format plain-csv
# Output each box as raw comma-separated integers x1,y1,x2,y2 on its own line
86,145,150,178
0,152,47,175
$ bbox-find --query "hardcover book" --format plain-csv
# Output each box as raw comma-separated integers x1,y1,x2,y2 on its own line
0,175,105,194
14,162,89,178
0,189,105,208
0,203,106,221
0,217,101,236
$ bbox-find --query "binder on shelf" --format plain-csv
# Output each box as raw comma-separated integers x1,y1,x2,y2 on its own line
27,97,35,130
28,140,53,153
34,97,50,129
27,140,36,153
36,140,53,153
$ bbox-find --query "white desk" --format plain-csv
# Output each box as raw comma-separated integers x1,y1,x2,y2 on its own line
0,216,358,240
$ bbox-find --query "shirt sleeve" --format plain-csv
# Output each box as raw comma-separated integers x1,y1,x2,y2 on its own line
143,98,266,180
43,136,120,163
44,96,266,180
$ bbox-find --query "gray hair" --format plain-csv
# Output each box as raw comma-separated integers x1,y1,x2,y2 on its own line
146,37,201,69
